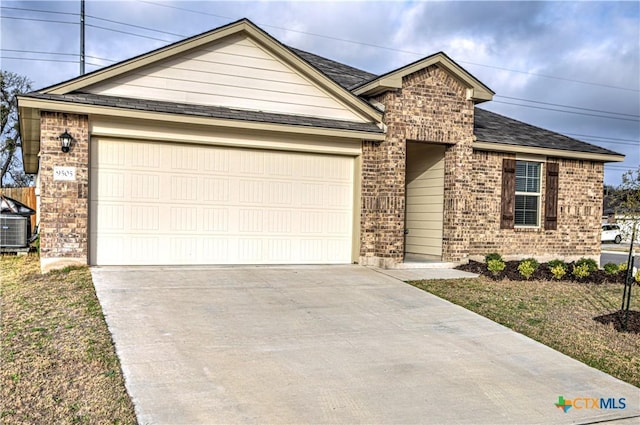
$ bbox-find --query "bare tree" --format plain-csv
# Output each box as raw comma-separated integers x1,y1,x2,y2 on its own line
1,70,33,188
615,166,639,331
614,167,640,243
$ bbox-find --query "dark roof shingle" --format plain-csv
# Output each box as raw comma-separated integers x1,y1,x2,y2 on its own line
289,47,376,90
24,92,383,134
474,108,621,156
292,48,622,158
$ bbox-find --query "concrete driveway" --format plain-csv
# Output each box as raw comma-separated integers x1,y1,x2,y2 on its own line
91,265,639,425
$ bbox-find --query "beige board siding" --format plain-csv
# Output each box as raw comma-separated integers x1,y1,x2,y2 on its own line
90,137,354,265
405,143,445,258
84,35,366,123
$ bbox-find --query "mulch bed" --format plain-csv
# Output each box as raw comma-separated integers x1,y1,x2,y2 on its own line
458,260,640,334
458,260,630,284
594,310,640,334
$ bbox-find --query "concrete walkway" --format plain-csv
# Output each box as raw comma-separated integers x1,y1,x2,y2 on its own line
92,265,639,425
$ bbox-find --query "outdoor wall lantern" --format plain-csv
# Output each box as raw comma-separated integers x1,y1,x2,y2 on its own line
59,130,73,153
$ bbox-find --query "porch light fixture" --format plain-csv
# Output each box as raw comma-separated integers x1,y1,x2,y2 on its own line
60,130,73,153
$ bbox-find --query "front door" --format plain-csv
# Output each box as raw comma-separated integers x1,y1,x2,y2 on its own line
405,142,445,259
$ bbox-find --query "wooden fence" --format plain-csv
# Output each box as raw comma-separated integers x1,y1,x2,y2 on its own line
1,187,37,230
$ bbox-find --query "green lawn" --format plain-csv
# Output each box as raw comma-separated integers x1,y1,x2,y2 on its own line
409,277,640,387
1,255,138,424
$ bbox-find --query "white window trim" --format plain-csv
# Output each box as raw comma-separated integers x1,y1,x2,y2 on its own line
514,160,543,228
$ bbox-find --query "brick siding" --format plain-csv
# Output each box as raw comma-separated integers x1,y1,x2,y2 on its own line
38,112,89,272
35,71,605,270
468,150,603,261
360,65,475,266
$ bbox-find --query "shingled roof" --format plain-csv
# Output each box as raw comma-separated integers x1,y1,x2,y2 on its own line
22,92,383,134
473,108,621,155
289,47,376,90
292,48,622,157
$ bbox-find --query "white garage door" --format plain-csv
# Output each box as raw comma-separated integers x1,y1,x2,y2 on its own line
90,138,354,265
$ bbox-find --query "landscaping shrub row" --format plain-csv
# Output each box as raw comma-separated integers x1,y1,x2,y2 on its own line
457,253,638,284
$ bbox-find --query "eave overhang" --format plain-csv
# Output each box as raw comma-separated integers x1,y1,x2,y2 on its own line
18,104,41,175
18,95,385,174
473,140,626,163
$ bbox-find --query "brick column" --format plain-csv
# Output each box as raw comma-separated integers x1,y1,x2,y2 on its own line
359,90,406,268
441,138,474,262
38,112,89,272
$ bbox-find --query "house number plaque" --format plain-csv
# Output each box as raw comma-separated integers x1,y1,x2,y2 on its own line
53,166,76,181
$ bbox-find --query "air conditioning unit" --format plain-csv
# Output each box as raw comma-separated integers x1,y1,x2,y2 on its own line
1,215,29,248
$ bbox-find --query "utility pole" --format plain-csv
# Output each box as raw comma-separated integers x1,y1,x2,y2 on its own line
80,0,85,75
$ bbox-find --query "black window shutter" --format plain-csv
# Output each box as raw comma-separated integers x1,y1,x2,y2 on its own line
501,158,516,229
545,162,559,230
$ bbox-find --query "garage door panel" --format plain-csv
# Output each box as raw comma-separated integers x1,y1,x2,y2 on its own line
91,139,353,265
202,208,229,232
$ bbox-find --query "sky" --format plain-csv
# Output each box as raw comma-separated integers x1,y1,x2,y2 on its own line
1,0,638,186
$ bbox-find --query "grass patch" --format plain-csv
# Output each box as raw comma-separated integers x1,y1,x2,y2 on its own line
409,277,640,387
1,255,137,424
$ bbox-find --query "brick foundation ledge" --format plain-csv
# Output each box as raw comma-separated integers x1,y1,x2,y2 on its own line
359,256,403,269
388,261,465,270
41,257,87,274
468,254,601,264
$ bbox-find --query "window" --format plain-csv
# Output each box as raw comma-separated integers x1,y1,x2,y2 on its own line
515,161,541,226
501,158,558,230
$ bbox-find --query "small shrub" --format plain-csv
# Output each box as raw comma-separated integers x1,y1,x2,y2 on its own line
550,264,567,280
518,258,539,279
487,259,506,276
548,259,567,270
635,268,640,283
575,257,598,273
485,253,503,263
618,262,628,273
604,262,620,275
573,263,591,279
547,259,568,280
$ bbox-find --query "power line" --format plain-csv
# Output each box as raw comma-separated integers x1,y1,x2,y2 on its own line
0,49,117,64
0,5,185,38
86,14,185,38
4,46,639,124
3,4,639,148
1,15,78,25
1,56,78,64
85,55,116,63
0,48,77,57
85,23,171,42
5,3,638,94
138,0,639,93
577,139,639,147
3,3,638,93
606,165,638,170
1,56,102,67
0,6,78,16
492,100,639,122
563,133,639,143
495,95,639,118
